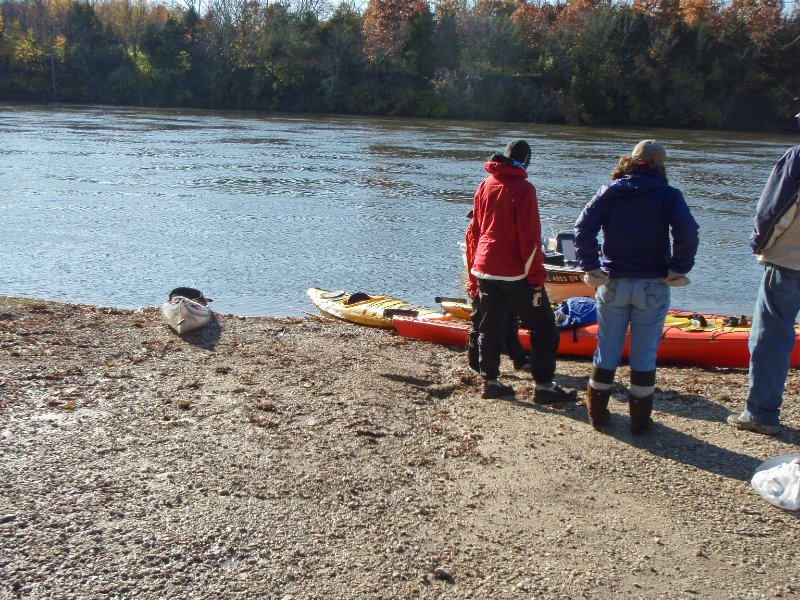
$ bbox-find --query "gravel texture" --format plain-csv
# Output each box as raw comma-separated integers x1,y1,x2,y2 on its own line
1,297,799,599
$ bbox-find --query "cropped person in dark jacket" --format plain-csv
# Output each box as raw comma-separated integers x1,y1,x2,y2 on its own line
575,140,699,434
467,139,576,403
728,121,800,436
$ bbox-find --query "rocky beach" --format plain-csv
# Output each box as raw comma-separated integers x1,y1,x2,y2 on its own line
1,296,799,599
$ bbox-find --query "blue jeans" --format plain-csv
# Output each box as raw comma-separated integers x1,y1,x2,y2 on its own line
594,278,670,372
743,264,800,426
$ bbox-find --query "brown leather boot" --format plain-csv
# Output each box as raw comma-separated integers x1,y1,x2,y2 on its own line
585,385,612,431
629,394,653,435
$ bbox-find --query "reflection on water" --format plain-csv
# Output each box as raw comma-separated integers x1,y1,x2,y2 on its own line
1,103,796,317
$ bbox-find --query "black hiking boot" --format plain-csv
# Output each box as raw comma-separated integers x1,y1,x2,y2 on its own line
534,383,578,405
482,380,515,399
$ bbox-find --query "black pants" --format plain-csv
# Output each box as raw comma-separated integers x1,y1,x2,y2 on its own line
467,297,527,371
477,278,560,383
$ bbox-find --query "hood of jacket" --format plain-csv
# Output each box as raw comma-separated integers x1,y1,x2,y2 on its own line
600,169,666,198
484,157,529,179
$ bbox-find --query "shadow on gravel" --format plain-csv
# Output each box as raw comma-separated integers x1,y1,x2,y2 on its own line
380,373,437,388
498,377,769,482
623,428,764,482
654,392,729,421
171,317,222,350
653,392,800,446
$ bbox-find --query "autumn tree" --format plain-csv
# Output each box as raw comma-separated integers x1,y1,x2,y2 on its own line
680,0,719,26
94,0,148,60
557,0,610,25
471,0,515,18
727,0,781,42
632,0,681,24
362,0,426,62
0,8,51,99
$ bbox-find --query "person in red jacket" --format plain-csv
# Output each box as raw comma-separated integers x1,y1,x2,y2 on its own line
466,140,577,402
465,210,529,374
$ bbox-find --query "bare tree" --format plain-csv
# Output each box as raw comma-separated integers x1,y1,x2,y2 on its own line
170,0,211,18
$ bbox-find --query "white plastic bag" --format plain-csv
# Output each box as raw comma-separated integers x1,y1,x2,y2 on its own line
751,456,800,511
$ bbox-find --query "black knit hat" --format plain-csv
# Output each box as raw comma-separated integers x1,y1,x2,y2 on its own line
503,139,531,167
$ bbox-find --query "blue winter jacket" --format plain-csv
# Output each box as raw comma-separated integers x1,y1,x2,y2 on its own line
574,169,699,278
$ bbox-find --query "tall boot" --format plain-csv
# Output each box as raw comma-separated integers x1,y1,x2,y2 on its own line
585,385,612,431
629,394,653,436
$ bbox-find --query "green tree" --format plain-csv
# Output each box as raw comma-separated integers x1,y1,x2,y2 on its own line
60,1,133,102
318,2,366,112
140,7,207,106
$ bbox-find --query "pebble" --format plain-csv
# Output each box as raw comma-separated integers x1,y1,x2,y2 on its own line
433,567,452,581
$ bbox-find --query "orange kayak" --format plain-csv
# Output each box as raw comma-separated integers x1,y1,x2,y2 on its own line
392,313,800,369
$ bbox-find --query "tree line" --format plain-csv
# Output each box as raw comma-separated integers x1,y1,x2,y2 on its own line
1,0,799,131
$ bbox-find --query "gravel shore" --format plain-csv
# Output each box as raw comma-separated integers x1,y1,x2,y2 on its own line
1,297,799,599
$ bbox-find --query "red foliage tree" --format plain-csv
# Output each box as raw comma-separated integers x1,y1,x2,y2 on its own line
557,0,609,25
727,0,781,42
510,1,557,49
362,0,427,60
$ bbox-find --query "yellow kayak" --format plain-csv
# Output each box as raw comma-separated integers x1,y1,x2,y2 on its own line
306,288,444,328
435,296,472,321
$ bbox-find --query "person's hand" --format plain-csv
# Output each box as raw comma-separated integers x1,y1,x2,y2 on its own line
663,270,691,287
583,269,609,288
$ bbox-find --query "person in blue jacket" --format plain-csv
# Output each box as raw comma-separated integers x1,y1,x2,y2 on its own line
574,140,699,435
729,116,800,436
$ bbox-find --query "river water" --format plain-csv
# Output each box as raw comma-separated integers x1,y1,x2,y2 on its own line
1,103,796,317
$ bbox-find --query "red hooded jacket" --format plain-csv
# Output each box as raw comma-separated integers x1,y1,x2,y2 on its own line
466,160,545,289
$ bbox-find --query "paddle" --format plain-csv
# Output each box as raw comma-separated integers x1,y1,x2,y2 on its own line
384,309,419,318
434,296,469,305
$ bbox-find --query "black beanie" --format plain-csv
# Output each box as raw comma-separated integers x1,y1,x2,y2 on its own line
503,139,531,166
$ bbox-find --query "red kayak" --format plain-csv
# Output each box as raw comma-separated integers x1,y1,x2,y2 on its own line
392,314,800,369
